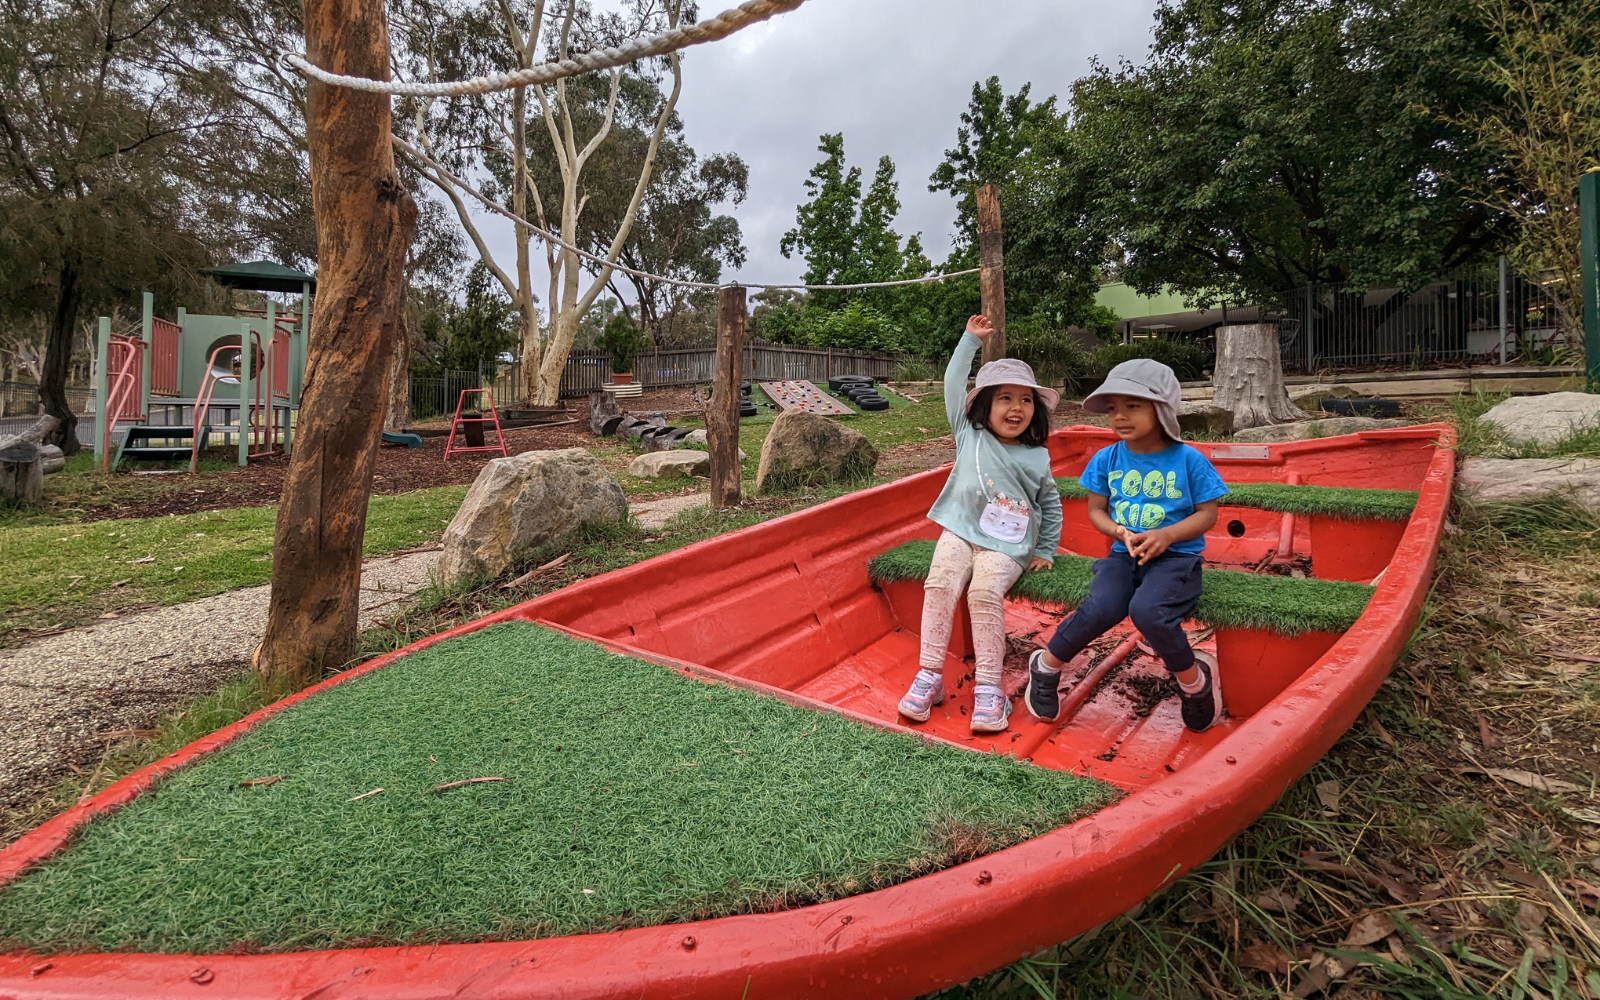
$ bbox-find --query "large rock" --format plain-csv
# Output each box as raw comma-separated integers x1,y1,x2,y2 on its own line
628,450,710,479
1458,458,1600,515
1289,383,1366,413
755,409,878,494
1177,401,1234,437
438,448,627,586
680,428,746,460
1231,416,1411,443
1479,392,1600,447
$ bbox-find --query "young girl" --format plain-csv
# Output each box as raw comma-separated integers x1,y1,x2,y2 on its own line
1023,358,1229,733
898,315,1062,733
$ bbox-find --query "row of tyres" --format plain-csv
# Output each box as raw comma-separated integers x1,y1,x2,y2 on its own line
827,375,889,412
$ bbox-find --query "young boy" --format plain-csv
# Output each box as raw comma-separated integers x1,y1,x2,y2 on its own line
1024,359,1230,732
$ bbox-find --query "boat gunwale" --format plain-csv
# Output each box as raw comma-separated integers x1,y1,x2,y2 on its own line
0,423,1457,1000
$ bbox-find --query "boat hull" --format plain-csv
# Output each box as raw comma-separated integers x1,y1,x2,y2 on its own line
0,425,1455,999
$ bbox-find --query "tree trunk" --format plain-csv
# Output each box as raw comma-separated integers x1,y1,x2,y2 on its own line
384,308,413,432
40,259,81,455
1211,324,1301,430
256,0,417,692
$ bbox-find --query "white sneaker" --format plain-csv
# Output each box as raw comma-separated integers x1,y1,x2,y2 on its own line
970,684,1011,733
897,669,945,722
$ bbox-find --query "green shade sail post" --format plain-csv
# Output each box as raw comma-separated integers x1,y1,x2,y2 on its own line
238,319,252,467
139,292,153,417
93,317,111,466
175,308,187,398
1582,169,1599,392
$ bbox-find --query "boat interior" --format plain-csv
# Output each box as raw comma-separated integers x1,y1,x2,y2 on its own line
523,426,1444,797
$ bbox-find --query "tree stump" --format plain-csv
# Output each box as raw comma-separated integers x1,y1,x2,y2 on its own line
0,439,44,505
1211,324,1302,430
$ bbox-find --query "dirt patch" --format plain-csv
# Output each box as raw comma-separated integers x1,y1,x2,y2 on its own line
1117,671,1178,717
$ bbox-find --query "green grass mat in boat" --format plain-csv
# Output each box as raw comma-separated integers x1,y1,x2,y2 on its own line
1056,477,1417,521
868,540,1374,636
0,623,1115,954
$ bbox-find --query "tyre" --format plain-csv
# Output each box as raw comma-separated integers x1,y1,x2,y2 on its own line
828,375,872,392
1319,397,1400,418
739,404,758,418
856,396,889,411
844,385,877,400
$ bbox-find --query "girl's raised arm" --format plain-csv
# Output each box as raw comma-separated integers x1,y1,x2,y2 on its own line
945,315,990,430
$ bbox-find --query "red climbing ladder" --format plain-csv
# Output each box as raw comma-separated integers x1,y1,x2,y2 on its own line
443,388,509,462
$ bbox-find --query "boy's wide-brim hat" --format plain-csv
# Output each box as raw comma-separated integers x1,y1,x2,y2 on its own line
1084,358,1183,441
963,358,1060,413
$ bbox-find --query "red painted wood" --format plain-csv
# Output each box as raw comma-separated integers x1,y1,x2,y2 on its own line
0,424,1454,1000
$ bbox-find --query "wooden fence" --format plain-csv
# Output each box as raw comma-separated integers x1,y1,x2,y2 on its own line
479,345,903,404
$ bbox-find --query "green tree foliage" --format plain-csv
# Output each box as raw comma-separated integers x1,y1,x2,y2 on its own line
596,313,649,375
1068,0,1508,305
429,262,518,375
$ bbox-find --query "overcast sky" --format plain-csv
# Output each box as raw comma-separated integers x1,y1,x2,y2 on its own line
464,0,1162,298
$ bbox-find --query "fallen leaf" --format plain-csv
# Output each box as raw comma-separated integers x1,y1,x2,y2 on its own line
1315,779,1342,814
1477,716,1504,749
1238,941,1292,975
1461,767,1582,794
1299,851,1416,903
1292,959,1332,998
1516,900,1547,932
1560,806,1600,826
1365,708,1395,747
1342,911,1397,947
1257,888,1300,915
1570,878,1600,905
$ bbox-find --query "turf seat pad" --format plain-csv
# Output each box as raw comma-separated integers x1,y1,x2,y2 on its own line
868,540,1373,636
1056,477,1417,522
0,623,1114,954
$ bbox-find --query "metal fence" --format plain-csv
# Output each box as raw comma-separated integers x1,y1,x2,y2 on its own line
1275,260,1571,372
425,345,902,408
0,380,93,418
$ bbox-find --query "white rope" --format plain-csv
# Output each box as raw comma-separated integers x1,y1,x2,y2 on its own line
395,136,982,292
284,0,810,98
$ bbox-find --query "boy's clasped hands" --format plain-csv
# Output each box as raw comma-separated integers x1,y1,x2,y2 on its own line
1116,524,1178,564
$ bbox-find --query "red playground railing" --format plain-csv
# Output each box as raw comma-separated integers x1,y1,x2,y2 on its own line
443,388,509,462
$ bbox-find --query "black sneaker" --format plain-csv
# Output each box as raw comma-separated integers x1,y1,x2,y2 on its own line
1024,649,1062,721
1178,650,1224,733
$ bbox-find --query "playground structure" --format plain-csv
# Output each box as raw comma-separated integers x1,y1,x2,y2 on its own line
91,263,312,472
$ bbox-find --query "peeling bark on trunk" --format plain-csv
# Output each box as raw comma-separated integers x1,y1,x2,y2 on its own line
384,310,413,432
256,0,417,691
1211,324,1301,430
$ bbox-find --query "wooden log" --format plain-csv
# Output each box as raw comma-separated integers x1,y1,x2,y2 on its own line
1211,324,1302,430
255,0,418,691
0,439,44,505
708,286,745,508
977,184,1006,365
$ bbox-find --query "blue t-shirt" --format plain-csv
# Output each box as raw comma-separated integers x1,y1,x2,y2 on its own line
1080,442,1228,555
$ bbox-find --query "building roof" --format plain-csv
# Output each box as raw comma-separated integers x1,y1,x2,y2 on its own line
202,261,316,294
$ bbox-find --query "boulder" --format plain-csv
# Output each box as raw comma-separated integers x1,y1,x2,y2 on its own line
438,448,627,586
680,428,746,460
628,450,710,479
1289,383,1366,413
755,409,878,494
1479,392,1600,447
1232,416,1411,443
1177,401,1234,437
1458,458,1600,515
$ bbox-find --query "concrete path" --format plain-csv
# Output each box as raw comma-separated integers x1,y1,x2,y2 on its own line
0,550,439,815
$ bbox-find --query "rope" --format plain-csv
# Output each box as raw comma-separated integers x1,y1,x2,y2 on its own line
395,136,982,292
283,0,810,98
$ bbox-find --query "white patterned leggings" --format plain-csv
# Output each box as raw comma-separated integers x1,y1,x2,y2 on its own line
918,530,1024,689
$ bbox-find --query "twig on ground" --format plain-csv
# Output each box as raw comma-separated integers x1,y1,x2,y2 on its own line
348,788,383,801
235,776,281,788
500,553,572,590
430,776,506,792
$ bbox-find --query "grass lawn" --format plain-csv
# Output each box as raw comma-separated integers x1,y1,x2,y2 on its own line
0,486,467,643
0,622,1115,953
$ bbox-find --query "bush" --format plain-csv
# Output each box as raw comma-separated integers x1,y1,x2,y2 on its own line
1092,338,1211,383
597,314,649,375
1007,319,1097,390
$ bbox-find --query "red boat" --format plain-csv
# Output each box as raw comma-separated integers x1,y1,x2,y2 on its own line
0,423,1454,999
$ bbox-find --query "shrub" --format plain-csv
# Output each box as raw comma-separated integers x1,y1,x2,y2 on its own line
1007,319,1096,391
597,314,649,375
1092,338,1211,382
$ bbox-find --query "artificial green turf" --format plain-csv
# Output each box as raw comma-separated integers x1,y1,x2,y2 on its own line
1055,477,1417,521
868,540,1374,636
0,622,1115,954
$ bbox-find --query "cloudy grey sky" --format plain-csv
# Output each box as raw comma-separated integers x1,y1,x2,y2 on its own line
466,0,1162,296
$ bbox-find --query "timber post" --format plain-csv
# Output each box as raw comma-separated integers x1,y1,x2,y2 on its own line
976,183,1006,364
1581,168,1598,392
709,285,745,509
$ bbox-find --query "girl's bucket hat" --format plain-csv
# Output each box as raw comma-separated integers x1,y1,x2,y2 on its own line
963,358,1060,414
1084,358,1184,441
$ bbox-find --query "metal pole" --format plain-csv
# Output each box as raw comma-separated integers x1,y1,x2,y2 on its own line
238,319,252,467
1304,284,1315,372
1498,255,1508,365
1581,169,1599,391
94,317,110,470
140,291,153,417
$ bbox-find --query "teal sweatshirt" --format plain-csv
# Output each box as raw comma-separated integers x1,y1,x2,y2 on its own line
924,333,1063,567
